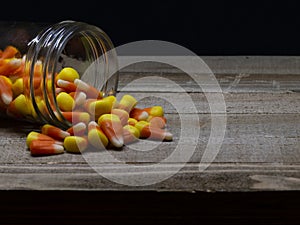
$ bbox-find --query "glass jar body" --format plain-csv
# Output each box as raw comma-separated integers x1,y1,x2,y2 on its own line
0,20,118,129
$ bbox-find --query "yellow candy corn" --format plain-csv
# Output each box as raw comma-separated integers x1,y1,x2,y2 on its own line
64,136,88,153
123,125,140,144
11,77,23,98
56,92,75,111
117,94,137,113
98,114,124,148
87,121,109,149
56,67,80,82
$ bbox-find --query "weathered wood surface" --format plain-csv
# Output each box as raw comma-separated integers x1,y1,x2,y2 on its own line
0,57,299,192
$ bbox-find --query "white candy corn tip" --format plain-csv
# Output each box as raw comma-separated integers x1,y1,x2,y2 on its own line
60,130,71,138
111,137,124,148
75,92,86,105
53,144,65,153
1,93,12,105
139,111,149,120
10,58,22,67
88,121,98,127
54,141,64,146
73,122,86,131
74,79,89,90
57,79,68,87
164,132,173,141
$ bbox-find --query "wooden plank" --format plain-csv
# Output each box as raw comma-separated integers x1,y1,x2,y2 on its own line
0,57,299,192
0,163,299,191
0,112,299,191
120,56,300,75
116,92,300,114
1,113,299,164
118,56,300,92
118,72,300,92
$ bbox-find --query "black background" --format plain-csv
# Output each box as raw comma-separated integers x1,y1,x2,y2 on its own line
2,0,300,55
1,1,300,224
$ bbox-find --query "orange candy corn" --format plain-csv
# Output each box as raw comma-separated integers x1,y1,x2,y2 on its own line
0,75,13,105
29,140,64,156
66,122,87,136
41,124,70,140
98,114,124,148
111,108,129,126
56,79,77,93
148,116,167,129
135,121,172,141
74,79,103,99
0,58,22,76
61,111,91,124
26,131,57,148
129,107,149,121
0,45,20,59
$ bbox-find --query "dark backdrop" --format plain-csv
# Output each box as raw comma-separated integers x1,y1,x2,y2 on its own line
2,1,300,55
1,1,300,224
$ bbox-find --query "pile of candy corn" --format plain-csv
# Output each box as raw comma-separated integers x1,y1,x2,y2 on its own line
0,45,173,156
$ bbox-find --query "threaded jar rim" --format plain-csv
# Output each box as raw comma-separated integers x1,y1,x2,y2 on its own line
24,20,118,129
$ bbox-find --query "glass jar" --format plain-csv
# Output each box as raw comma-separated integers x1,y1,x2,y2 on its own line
0,20,118,129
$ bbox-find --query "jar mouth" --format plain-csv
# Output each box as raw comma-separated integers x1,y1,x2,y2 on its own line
24,20,119,129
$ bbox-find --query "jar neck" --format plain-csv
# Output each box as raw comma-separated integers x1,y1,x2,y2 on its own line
24,20,118,129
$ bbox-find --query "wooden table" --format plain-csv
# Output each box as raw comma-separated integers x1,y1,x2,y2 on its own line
0,56,299,224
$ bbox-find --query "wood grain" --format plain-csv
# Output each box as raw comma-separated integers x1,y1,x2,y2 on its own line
0,57,299,192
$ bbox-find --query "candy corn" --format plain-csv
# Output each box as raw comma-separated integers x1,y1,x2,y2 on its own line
129,107,149,121
128,118,138,126
11,77,23,98
6,94,31,118
117,94,137,113
0,75,13,105
0,45,174,157
69,91,86,107
148,116,167,129
85,96,115,120
66,122,87,136
135,121,172,141
64,136,88,153
56,67,80,82
30,140,64,156
56,92,75,111
98,114,124,148
56,79,77,93
0,58,22,76
111,108,129,126
142,106,164,117
1,45,20,59
74,78,103,99
123,125,140,144
61,111,91,124
26,131,56,148
87,121,109,149
41,124,70,140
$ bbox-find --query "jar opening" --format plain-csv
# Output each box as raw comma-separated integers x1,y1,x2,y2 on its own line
24,21,118,129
